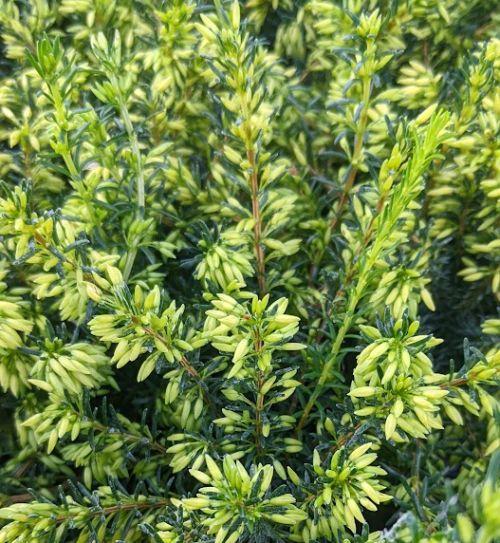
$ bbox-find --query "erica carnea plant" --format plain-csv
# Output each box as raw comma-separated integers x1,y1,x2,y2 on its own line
0,1,498,542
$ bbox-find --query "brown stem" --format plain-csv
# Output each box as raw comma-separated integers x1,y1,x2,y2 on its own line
55,497,169,523
329,165,359,232
328,76,371,232
129,317,211,407
130,318,199,379
329,422,363,453
247,149,266,294
307,77,372,287
3,493,33,505
11,458,36,479
441,377,469,388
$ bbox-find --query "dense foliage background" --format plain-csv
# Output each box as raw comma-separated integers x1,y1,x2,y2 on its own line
0,1,498,542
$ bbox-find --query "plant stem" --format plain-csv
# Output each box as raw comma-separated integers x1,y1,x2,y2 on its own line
119,98,146,216
253,330,265,456
330,75,371,231
324,193,388,323
247,148,266,295
90,420,167,454
49,83,81,183
297,240,381,432
308,75,372,285
130,319,200,377
255,370,265,455
129,316,211,407
54,497,169,523
299,115,449,430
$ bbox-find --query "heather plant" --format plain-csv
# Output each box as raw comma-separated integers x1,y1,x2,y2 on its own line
0,1,498,542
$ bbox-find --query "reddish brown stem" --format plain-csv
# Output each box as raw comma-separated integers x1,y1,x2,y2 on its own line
247,149,266,295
